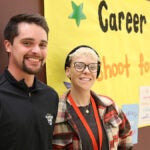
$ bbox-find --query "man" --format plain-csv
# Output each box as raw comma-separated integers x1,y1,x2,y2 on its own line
0,13,58,150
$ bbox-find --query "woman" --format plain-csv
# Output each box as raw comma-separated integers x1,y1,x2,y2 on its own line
52,45,133,150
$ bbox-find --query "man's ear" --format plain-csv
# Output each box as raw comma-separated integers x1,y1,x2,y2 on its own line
4,40,12,53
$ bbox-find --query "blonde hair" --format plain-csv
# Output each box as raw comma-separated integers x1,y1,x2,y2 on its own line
69,47,99,61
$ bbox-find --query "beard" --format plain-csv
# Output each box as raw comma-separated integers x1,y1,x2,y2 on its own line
22,59,44,75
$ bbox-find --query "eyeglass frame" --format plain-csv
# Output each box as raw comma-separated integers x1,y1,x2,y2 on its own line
73,62,100,73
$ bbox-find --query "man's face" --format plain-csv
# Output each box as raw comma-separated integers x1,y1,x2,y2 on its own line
5,22,48,75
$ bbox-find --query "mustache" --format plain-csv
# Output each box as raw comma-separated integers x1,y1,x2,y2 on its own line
24,55,44,61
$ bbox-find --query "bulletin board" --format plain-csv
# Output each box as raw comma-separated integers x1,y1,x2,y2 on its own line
44,0,150,127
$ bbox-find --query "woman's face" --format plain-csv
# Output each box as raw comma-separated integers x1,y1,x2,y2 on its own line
66,54,98,91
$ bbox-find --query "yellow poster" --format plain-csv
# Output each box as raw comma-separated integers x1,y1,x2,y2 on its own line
44,0,150,108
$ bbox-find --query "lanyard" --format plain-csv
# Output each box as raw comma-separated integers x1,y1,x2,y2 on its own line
68,94,103,150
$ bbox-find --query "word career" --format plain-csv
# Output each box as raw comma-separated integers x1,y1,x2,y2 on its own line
98,0,147,33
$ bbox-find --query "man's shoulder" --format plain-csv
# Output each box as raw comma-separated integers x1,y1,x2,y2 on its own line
37,80,58,96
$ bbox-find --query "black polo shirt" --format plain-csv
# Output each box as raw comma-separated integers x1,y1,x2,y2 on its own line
0,69,58,150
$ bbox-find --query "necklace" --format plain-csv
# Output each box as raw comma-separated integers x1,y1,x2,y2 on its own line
85,103,90,114
85,108,89,114
79,104,90,114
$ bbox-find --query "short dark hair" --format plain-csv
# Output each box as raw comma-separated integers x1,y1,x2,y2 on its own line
3,13,49,44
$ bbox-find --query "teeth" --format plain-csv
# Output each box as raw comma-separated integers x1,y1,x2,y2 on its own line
28,58,40,62
81,78,90,81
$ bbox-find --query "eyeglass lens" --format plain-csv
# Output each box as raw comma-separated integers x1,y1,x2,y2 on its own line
74,62,98,72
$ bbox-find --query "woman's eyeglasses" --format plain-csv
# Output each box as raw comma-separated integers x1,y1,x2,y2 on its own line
73,62,99,73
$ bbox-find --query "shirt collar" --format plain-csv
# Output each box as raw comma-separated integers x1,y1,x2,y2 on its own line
4,68,37,91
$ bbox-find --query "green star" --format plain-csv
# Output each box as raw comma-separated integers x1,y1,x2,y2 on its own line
68,1,86,26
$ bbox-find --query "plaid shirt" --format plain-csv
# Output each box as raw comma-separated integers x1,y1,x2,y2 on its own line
52,91,133,150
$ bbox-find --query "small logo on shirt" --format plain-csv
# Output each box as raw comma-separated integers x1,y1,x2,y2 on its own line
45,113,53,125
